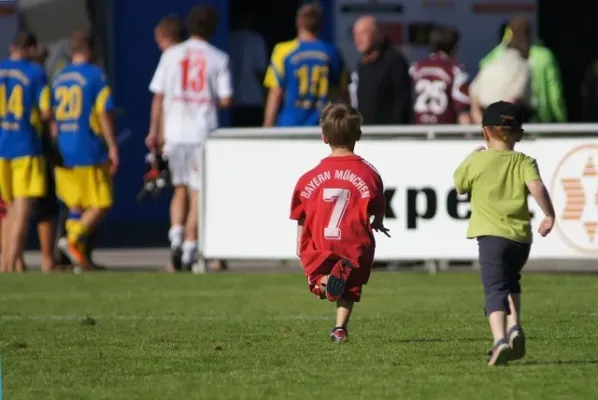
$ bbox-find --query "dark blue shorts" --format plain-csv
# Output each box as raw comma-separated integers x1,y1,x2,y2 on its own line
478,236,531,314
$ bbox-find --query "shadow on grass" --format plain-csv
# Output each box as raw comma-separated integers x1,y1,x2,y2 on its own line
397,338,487,343
519,360,598,366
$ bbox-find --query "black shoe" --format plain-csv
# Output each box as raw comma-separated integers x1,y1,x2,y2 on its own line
326,258,354,302
171,247,182,271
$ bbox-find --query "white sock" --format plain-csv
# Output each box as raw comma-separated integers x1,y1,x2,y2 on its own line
168,225,184,250
181,240,197,265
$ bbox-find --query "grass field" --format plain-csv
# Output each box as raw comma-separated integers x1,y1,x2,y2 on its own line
0,271,597,400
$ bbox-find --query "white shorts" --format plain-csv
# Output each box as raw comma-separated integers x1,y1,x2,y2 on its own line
163,143,202,191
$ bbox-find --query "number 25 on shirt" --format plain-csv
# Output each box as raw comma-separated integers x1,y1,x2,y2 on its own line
0,84,24,119
413,78,448,115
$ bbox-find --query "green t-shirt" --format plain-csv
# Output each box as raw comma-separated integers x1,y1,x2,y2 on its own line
453,149,541,243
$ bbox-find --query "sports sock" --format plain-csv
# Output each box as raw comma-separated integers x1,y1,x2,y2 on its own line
66,210,87,244
181,240,197,265
168,225,184,250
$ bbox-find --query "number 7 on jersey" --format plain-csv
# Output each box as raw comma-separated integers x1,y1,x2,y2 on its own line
323,188,350,240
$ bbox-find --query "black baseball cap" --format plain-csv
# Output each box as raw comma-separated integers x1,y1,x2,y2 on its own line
482,101,523,128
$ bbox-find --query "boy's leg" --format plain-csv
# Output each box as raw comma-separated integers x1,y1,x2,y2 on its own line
5,197,33,273
35,196,58,273
169,186,187,249
0,205,12,272
506,294,521,332
506,242,530,360
164,144,190,271
331,283,363,342
64,165,112,271
55,203,72,266
0,160,13,272
331,298,354,343
183,145,207,271
478,236,512,366
36,157,59,272
336,297,355,328
182,187,198,270
66,207,107,269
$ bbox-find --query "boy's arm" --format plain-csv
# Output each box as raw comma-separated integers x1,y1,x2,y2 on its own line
368,172,391,237
263,87,283,127
149,93,163,148
368,173,386,221
147,53,167,148
527,180,555,218
296,218,305,258
96,78,119,174
524,158,555,218
217,56,233,109
454,156,473,194
289,181,305,257
37,71,52,121
263,45,285,127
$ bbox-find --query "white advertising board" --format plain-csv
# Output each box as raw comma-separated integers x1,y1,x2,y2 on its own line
335,0,537,74
202,138,598,260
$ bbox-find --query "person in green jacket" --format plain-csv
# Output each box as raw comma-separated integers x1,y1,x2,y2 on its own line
479,17,567,123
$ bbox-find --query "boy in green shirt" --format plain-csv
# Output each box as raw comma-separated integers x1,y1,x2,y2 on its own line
453,101,556,366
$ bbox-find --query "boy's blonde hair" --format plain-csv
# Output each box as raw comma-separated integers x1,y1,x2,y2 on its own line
486,125,524,144
320,103,363,147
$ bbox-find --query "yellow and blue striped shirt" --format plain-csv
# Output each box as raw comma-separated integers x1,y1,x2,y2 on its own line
52,62,115,167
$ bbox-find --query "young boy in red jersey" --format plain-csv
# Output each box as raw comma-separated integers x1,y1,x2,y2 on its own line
290,103,389,342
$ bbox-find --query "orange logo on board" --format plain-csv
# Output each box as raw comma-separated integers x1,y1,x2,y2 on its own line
551,144,598,254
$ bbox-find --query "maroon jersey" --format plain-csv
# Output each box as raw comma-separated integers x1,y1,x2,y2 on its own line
410,53,470,124
290,155,385,280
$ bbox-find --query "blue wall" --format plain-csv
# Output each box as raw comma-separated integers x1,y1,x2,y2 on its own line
106,0,229,246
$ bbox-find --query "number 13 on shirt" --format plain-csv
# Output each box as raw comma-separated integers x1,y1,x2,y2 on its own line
180,56,206,92
323,188,350,240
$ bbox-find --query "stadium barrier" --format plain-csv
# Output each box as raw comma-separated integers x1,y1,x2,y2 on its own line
195,124,598,272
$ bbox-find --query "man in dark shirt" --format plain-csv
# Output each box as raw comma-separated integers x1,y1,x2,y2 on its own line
353,16,411,125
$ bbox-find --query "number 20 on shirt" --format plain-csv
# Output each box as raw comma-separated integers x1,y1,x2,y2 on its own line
55,85,83,120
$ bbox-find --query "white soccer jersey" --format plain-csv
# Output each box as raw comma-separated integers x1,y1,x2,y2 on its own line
149,38,232,145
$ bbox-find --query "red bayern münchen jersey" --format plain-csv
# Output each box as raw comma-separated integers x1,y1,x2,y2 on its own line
410,52,470,124
290,154,385,277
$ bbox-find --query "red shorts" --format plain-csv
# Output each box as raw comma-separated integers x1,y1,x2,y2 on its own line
303,253,372,302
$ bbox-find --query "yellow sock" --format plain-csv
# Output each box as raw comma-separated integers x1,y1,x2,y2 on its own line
66,212,88,245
